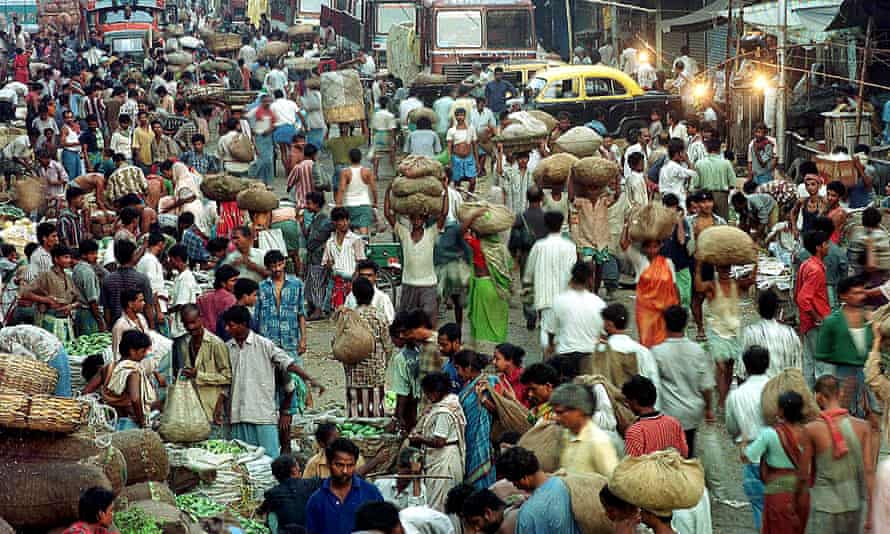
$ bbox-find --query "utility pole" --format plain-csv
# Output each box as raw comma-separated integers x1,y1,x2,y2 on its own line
775,0,787,164
655,0,662,70
854,16,873,145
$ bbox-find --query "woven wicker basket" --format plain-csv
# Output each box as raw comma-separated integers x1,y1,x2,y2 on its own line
206,33,241,53
324,104,366,124
494,133,547,153
0,393,89,433
183,84,225,102
224,91,259,107
353,434,402,466
0,354,59,395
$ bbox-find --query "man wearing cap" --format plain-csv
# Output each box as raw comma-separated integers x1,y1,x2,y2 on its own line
462,61,490,99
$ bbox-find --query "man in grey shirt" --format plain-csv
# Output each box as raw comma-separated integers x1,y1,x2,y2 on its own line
650,305,715,456
403,116,442,157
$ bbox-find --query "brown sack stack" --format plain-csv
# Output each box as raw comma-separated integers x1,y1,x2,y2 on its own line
761,369,820,425
390,176,444,217
110,429,170,484
331,307,376,365
627,203,677,242
398,155,444,179
533,153,577,187
608,449,705,517
458,202,514,236
695,225,758,266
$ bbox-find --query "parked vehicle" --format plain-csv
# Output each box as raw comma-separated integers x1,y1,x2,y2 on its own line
527,64,682,137
320,0,415,61
86,0,165,57
486,59,566,88
1,0,39,33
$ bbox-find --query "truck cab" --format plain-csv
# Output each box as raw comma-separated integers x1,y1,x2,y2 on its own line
87,0,164,57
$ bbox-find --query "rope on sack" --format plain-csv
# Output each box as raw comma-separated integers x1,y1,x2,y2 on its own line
77,392,118,446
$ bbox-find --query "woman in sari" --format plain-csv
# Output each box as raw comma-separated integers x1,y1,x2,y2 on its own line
411,372,467,511
621,225,679,348
461,209,512,343
454,349,498,489
744,391,809,534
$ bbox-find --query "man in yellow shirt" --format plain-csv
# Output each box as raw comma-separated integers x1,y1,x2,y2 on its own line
131,111,154,174
550,382,619,478
302,422,392,478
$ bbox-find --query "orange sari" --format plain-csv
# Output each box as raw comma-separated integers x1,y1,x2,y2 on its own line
636,255,679,348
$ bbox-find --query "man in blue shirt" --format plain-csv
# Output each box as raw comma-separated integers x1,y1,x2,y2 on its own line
305,438,383,534
484,67,516,115
437,322,464,393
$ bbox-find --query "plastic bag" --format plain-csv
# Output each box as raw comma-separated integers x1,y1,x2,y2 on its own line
158,376,211,444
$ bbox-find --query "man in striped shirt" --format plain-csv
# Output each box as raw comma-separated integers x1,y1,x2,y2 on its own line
621,374,688,458
739,291,803,379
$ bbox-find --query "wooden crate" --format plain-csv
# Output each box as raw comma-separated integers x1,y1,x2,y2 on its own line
822,111,872,153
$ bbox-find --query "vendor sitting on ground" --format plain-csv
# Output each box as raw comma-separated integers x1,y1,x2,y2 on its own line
302,422,391,479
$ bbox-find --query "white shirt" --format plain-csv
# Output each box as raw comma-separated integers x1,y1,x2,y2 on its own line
110,130,132,160
0,86,18,105
606,333,661,409
370,109,398,131
270,98,300,127
345,286,395,324
136,251,167,311
549,287,605,354
395,223,438,286
658,159,697,208
375,478,427,510
620,47,638,75
523,234,577,311
264,69,287,94
399,97,424,126
624,170,649,209
168,269,202,337
322,231,366,278
725,374,770,444
637,62,657,89
678,54,699,78
359,55,377,77
668,122,688,144
623,142,648,178
687,138,707,166
446,186,463,224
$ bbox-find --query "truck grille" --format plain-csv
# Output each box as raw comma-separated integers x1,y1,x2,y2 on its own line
442,63,476,83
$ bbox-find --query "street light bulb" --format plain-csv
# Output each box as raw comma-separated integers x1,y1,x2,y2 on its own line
754,74,769,91
693,83,707,98
638,51,649,64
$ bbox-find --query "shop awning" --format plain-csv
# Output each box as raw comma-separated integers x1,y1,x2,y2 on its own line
827,0,890,31
660,0,729,33
663,0,842,38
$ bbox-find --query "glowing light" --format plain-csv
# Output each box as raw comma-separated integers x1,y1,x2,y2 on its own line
754,74,770,91
693,83,708,98
638,51,650,64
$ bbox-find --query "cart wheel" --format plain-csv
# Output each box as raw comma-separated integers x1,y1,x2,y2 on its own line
377,268,399,306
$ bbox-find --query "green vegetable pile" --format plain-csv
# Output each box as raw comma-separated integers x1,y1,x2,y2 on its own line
175,494,226,518
338,422,384,438
114,508,163,534
0,206,25,220
197,439,248,455
240,517,270,534
65,333,113,356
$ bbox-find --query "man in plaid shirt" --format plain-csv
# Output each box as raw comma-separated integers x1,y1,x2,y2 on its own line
179,133,221,175
180,212,211,266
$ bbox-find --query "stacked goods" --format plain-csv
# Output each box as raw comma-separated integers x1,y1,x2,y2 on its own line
110,429,170,484
182,84,225,102
0,393,88,433
331,307,375,364
527,110,558,132
495,111,549,152
260,41,289,59
236,183,279,212
201,174,249,201
555,471,613,533
206,33,242,53
321,70,366,123
285,57,320,72
165,51,193,66
761,369,820,425
174,441,276,507
390,176,444,217
407,107,437,126
533,153,577,187
398,154,444,178
815,154,857,189
0,462,112,529
413,73,447,86
0,434,127,493
224,91,259,108
0,353,58,394
553,126,603,157
627,203,676,242
607,449,705,516
287,24,316,40
15,177,43,213
458,202,514,236
517,420,563,472
179,36,202,49
695,225,757,265
230,133,255,162
571,157,619,188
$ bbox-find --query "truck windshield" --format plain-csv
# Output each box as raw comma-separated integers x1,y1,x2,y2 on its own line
300,0,322,12
99,9,154,23
486,10,531,49
377,4,414,35
436,10,481,48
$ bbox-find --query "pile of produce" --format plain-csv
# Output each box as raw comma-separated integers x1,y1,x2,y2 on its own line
65,333,113,357
337,422,385,438
198,439,248,455
391,155,445,217
0,205,25,220
321,70,366,123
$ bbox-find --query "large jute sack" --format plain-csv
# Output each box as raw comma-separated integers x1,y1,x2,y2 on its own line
874,303,890,337
574,374,637,435
458,202,514,236
110,429,170,484
555,471,613,534
527,110,558,132
166,51,192,66
695,225,758,266
0,462,112,529
553,127,602,157
398,154,444,179
260,41,289,59
761,368,820,425
237,186,279,212
391,176,444,197
571,157,619,188
482,381,532,441
229,133,255,162
0,353,59,394
608,449,705,516
627,203,676,242
331,307,376,365
321,70,366,122
391,193,443,217
287,24,316,39
408,106,438,126
533,153,577,187
114,482,176,511
124,500,197,534
15,177,43,213
200,174,247,202
0,434,127,494
517,420,564,473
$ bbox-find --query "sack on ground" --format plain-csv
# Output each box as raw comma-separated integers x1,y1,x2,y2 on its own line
200,174,248,201
110,429,170,484
517,420,564,473
555,471,613,533
483,381,532,441
391,193,443,217
321,70,366,122
571,157,619,188
761,368,820,425
0,353,58,395
695,225,757,266
229,133,255,162
391,176,444,197
331,307,376,365
553,126,602,157
398,154,444,179
114,482,176,511
628,203,676,242
159,378,212,443
237,185,279,212
458,201,514,236
608,449,705,516
533,153,577,186
15,177,43,213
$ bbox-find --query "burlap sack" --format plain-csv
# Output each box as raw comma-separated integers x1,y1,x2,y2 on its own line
414,73,447,86
237,186,279,212
695,225,758,266
0,434,126,494
110,429,170,484
286,24,315,39
555,471,613,533
761,368,820,425
321,70,365,122
553,127,602,157
533,153,577,187
331,307,375,365
391,193,443,217
482,381,532,441
0,517,12,534
0,462,112,529
517,420,564,473
124,500,197,534
527,110,558,132
608,450,705,516
571,157,619,188
229,133,255,162
114,482,176,511
408,107,437,126
15,177,43,213
391,176,444,197
260,41,289,59
200,174,247,201
458,201,514,236
579,347,638,393
398,154,444,179
166,51,192,66
158,378,212,443
628,203,676,242
573,375,638,435
874,303,890,337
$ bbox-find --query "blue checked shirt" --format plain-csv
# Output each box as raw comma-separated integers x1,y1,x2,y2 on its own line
180,150,221,175
255,275,306,354
182,226,210,263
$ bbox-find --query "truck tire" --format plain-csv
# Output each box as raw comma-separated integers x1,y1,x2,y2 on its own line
618,119,647,140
